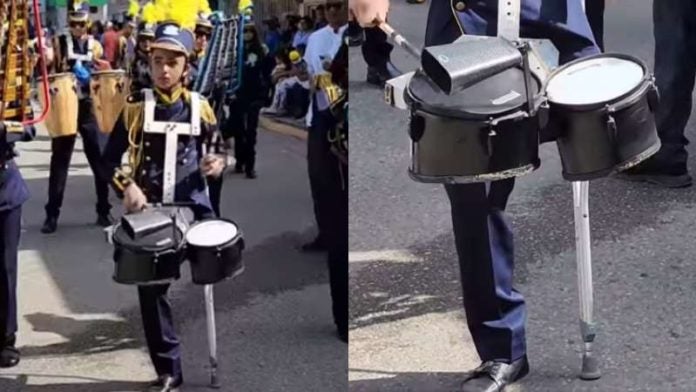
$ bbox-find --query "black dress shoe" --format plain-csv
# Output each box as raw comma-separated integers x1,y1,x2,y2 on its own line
301,238,326,252
147,375,182,392
96,214,114,227
41,217,57,234
337,328,348,343
246,170,257,179
461,356,529,392
0,346,20,368
366,62,403,87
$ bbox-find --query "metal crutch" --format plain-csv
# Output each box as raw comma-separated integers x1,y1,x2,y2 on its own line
204,283,220,388
201,144,221,389
572,181,601,380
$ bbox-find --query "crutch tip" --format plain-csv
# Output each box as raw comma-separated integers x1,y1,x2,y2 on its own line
209,377,222,389
579,355,601,380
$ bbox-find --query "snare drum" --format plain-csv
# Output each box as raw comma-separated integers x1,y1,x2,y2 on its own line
40,73,78,138
111,213,187,285
406,68,545,183
185,219,245,285
545,54,661,180
91,70,129,134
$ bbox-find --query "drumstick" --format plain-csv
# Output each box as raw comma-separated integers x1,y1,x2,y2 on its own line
376,20,422,61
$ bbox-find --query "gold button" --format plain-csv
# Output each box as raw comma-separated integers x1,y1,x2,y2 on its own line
455,1,466,11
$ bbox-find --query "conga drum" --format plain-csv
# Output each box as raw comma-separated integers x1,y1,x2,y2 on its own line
40,73,78,138
91,70,129,134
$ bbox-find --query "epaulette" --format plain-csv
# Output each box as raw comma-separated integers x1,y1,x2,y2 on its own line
200,98,217,126
123,92,145,135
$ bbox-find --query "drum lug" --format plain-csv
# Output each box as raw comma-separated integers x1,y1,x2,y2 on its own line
647,82,660,113
409,113,425,142
537,101,550,130
606,114,618,141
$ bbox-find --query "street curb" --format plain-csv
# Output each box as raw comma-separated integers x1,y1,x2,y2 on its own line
259,116,307,141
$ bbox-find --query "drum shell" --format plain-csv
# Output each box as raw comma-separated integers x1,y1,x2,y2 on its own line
186,236,244,285
41,73,78,138
553,81,661,181
408,107,540,183
113,247,183,285
91,70,128,134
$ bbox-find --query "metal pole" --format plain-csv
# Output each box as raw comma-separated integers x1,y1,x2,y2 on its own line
201,143,220,388
572,181,600,380
205,284,220,388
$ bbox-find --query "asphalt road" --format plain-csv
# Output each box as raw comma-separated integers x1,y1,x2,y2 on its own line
349,1,696,391
0,125,347,391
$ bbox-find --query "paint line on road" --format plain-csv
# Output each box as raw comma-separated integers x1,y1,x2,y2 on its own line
349,249,423,264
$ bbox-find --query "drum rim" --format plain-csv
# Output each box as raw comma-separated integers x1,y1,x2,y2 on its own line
543,52,650,110
185,218,243,248
91,70,127,77
407,69,545,119
48,72,76,79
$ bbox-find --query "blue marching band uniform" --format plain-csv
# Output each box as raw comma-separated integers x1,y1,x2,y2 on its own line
103,22,220,391
42,5,113,233
419,0,601,390
0,122,34,368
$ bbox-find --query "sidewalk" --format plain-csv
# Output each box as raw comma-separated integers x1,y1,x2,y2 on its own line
0,122,346,391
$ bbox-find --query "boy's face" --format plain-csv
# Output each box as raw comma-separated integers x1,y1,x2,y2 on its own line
150,48,188,90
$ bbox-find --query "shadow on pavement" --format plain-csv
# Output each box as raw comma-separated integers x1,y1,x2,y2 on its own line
348,369,465,392
0,373,148,391
21,313,140,357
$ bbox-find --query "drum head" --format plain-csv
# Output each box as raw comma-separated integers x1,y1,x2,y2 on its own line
113,223,184,252
186,220,238,247
408,68,540,118
546,55,645,106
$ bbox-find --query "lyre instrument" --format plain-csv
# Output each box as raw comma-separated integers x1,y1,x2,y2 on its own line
192,11,245,122
0,0,50,125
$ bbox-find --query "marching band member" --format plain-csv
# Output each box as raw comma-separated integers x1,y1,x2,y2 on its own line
620,0,693,188
42,3,113,234
226,22,271,179
0,122,35,368
351,0,599,391
301,2,347,253
188,14,228,217
129,22,155,91
324,30,349,342
103,22,225,392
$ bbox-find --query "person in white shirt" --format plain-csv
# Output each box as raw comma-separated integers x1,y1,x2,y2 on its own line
301,2,347,253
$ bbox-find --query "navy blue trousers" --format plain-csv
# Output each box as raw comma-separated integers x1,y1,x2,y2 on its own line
428,1,600,362
137,207,214,381
45,99,111,218
649,0,696,172
0,206,20,347
138,284,182,380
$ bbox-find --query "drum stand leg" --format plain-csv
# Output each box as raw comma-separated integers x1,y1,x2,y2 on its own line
572,181,601,380
204,284,221,388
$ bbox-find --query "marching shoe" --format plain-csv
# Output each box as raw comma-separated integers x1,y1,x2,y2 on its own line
96,214,114,227
41,216,57,234
147,375,182,392
0,346,19,368
460,356,529,392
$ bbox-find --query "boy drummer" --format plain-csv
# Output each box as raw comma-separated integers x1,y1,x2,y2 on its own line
102,22,227,392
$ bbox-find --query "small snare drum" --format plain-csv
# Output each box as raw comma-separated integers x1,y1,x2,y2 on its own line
185,219,245,285
545,53,661,180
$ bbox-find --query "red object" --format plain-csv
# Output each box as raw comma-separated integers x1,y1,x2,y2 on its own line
102,30,120,64
26,0,50,126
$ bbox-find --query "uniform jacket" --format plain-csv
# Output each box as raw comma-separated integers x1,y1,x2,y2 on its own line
102,90,219,218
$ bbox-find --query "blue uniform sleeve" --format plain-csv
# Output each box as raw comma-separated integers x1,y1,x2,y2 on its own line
102,113,133,197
